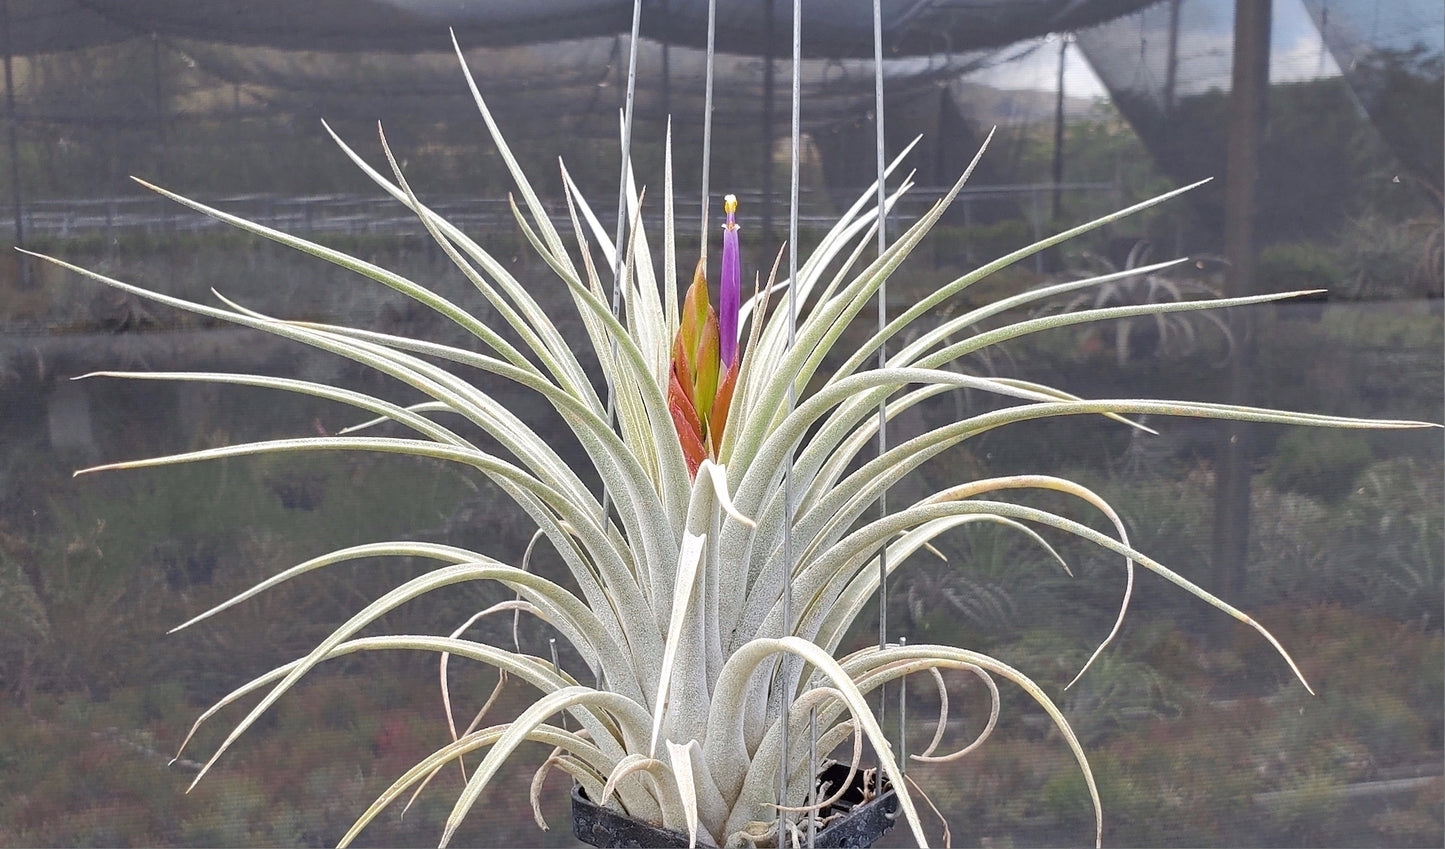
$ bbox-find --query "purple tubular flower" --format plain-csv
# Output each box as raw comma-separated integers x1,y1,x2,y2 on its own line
719,194,741,368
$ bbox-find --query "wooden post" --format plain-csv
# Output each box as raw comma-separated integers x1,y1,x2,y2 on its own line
1212,0,1270,616
1,0,27,286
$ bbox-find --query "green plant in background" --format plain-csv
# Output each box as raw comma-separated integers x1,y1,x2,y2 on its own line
1256,457,1445,629
33,38,1438,849
1256,241,1343,296
1042,240,1233,367
1333,209,1444,301
1265,428,1375,505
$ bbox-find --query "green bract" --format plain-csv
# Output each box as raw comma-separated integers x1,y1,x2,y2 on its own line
38,38,1438,849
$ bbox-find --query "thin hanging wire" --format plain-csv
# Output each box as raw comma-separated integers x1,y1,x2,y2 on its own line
871,0,904,792
549,638,566,731
807,706,818,847
871,0,891,665
699,0,717,256
784,0,802,638
897,635,908,775
611,1,643,300
601,0,644,518
776,0,802,845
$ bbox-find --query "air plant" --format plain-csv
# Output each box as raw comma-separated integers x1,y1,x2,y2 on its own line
34,38,1437,849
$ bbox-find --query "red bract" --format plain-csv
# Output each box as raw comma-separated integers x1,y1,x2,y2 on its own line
669,236,741,477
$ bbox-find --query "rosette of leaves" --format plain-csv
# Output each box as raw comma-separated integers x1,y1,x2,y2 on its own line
33,39,1436,849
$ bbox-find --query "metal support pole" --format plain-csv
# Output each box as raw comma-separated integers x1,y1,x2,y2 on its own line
549,638,566,730
600,0,644,522
611,2,643,303
897,636,907,774
806,707,818,848
699,0,717,250
776,3,801,845
1212,0,1271,620
872,0,890,735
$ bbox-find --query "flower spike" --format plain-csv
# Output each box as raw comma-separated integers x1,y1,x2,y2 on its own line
666,200,744,477
719,194,741,368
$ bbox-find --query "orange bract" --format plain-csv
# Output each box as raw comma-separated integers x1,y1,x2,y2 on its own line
669,257,738,476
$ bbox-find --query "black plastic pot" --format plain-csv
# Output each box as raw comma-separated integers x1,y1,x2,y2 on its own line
808,763,901,848
571,782,692,848
571,764,898,848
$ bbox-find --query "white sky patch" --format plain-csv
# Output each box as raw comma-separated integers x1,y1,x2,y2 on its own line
973,0,1344,101
966,35,1110,100
1272,0,1344,82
